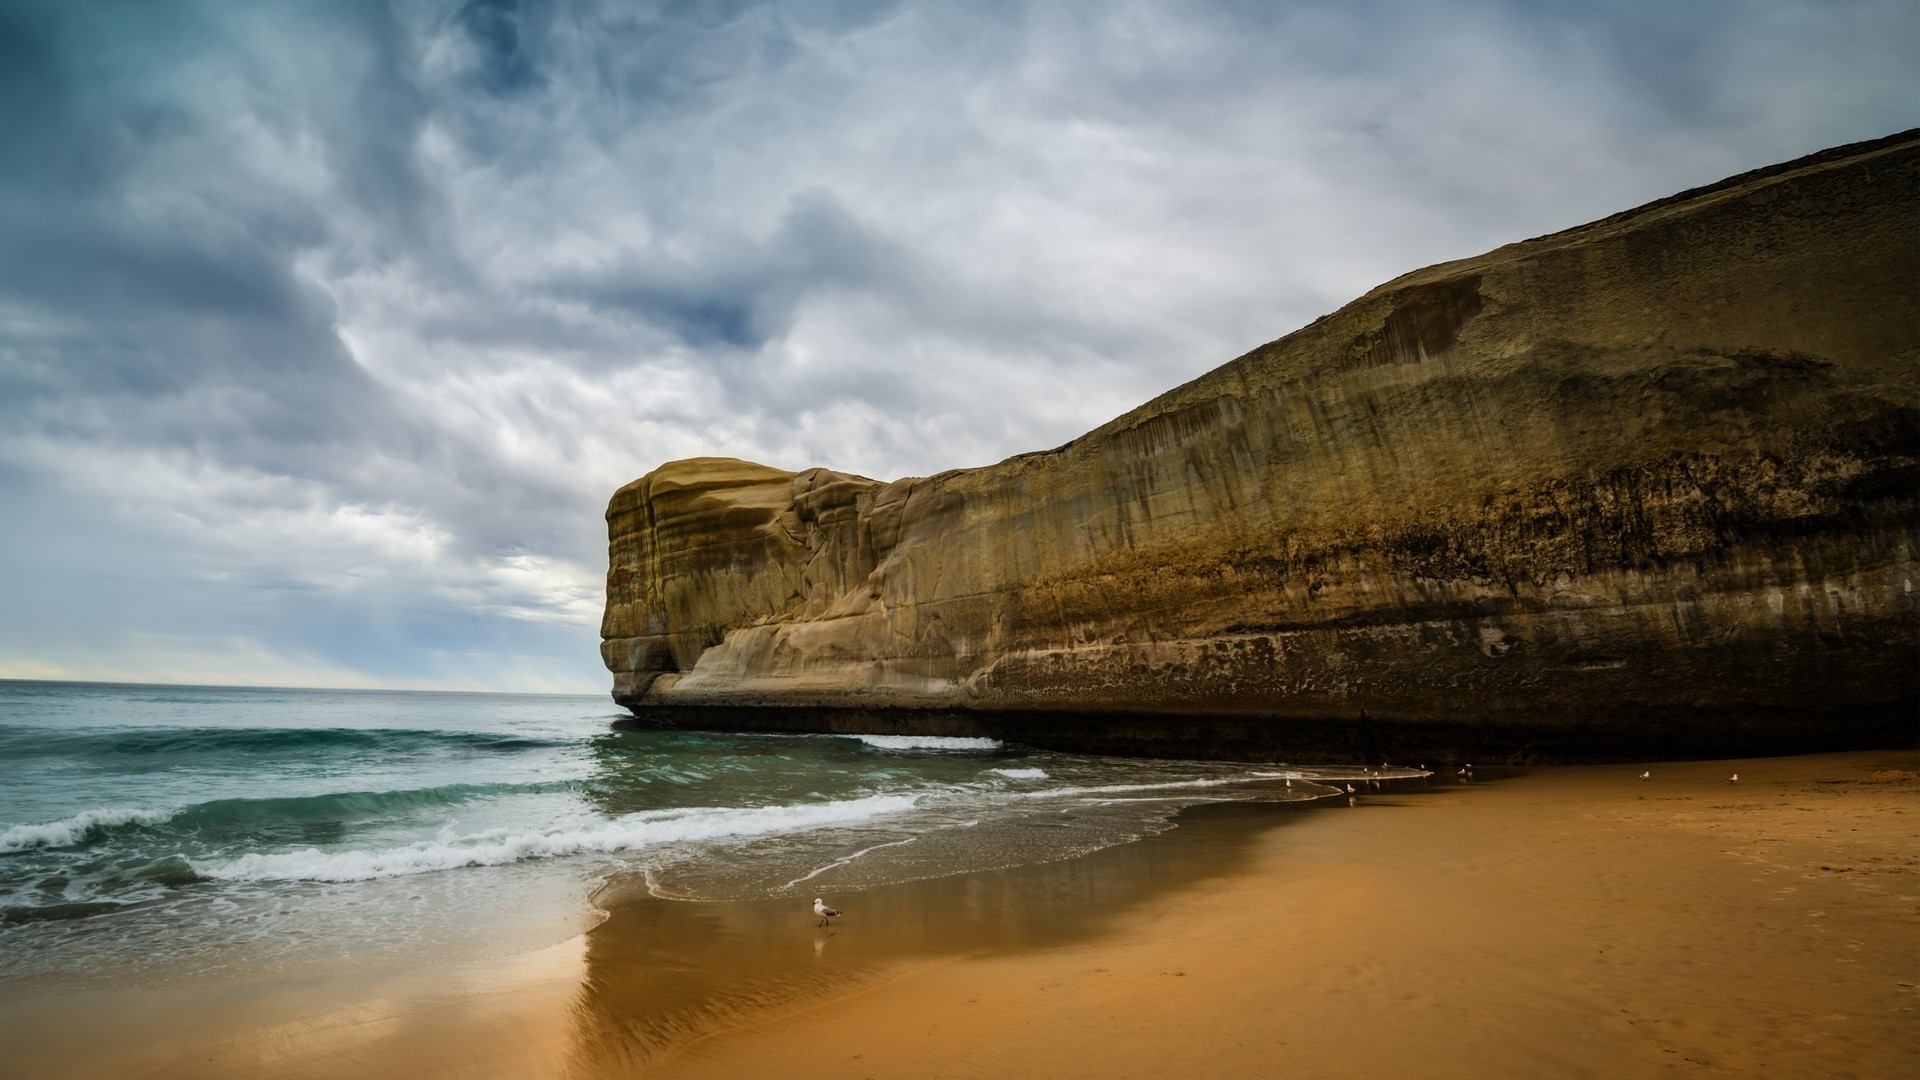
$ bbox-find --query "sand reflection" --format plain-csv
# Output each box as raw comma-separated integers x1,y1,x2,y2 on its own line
561,800,1310,1073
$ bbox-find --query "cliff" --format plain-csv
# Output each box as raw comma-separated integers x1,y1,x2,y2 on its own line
602,132,1920,763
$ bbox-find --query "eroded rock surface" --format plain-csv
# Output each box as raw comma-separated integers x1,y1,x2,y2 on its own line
602,132,1920,762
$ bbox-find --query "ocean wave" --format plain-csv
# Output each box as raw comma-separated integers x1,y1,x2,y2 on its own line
0,808,174,853
170,782,566,830
3,900,135,924
87,854,200,890
0,783,568,854
0,725,570,758
987,767,1049,779
191,793,923,882
849,734,1004,752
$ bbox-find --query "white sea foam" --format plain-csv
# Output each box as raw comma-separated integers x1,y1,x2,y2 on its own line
781,836,920,890
0,807,175,853
1020,775,1327,800
849,734,1004,752
987,767,1049,780
190,793,922,882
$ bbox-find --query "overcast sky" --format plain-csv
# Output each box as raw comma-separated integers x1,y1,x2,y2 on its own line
0,0,1912,694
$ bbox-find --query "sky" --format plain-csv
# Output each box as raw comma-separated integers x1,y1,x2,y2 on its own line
0,0,1913,695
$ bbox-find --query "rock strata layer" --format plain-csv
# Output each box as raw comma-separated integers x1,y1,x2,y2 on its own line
603,132,1920,763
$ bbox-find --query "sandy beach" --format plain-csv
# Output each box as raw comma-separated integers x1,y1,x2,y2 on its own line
4,749,1914,1079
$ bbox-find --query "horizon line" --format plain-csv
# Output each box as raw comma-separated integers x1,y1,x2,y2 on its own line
0,675,611,698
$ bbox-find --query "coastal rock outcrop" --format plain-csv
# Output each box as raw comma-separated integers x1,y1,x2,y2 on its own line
603,132,1920,762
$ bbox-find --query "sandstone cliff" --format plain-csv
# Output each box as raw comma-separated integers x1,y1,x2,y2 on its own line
603,132,1920,762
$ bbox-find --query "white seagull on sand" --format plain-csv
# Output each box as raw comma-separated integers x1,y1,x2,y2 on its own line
1639,770,1651,780
813,897,841,927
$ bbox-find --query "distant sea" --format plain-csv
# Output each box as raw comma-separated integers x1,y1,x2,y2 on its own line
0,680,1387,990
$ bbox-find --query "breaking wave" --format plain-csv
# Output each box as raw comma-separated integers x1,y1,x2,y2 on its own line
0,782,570,854
848,734,1004,752
191,793,923,882
0,808,174,853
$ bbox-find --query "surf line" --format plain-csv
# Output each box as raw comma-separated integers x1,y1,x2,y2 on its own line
782,836,920,891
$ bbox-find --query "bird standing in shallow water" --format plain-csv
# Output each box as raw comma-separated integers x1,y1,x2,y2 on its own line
813,897,840,928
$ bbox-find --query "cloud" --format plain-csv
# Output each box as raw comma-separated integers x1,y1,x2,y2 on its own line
453,0,546,98
0,0,1913,691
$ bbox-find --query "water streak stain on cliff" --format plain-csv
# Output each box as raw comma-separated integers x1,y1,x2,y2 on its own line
601,132,1920,762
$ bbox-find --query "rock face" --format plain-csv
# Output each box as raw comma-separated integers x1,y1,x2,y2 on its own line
603,132,1920,763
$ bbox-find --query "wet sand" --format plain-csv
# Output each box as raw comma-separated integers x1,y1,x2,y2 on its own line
3,750,1914,1078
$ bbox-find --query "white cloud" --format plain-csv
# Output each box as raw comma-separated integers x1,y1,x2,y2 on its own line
0,0,1913,691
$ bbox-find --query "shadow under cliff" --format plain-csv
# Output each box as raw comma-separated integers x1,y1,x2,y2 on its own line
614,703,1919,766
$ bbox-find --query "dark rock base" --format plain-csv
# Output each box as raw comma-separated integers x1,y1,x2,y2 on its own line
612,701,1920,767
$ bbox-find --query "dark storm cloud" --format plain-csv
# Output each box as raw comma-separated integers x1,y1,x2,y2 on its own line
0,1,418,452
556,190,903,350
456,0,546,96
0,0,1913,690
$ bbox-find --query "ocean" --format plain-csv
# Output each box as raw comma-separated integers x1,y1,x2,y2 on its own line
0,680,1402,991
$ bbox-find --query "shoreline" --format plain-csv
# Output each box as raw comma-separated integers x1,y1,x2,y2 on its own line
651,749,1920,1079
2,749,1914,1077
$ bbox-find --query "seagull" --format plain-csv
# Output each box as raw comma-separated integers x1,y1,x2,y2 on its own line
1344,783,1356,794
813,897,840,928
1639,770,1651,780
1727,773,1739,784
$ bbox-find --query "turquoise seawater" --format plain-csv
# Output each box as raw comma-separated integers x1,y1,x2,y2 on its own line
0,680,1398,989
